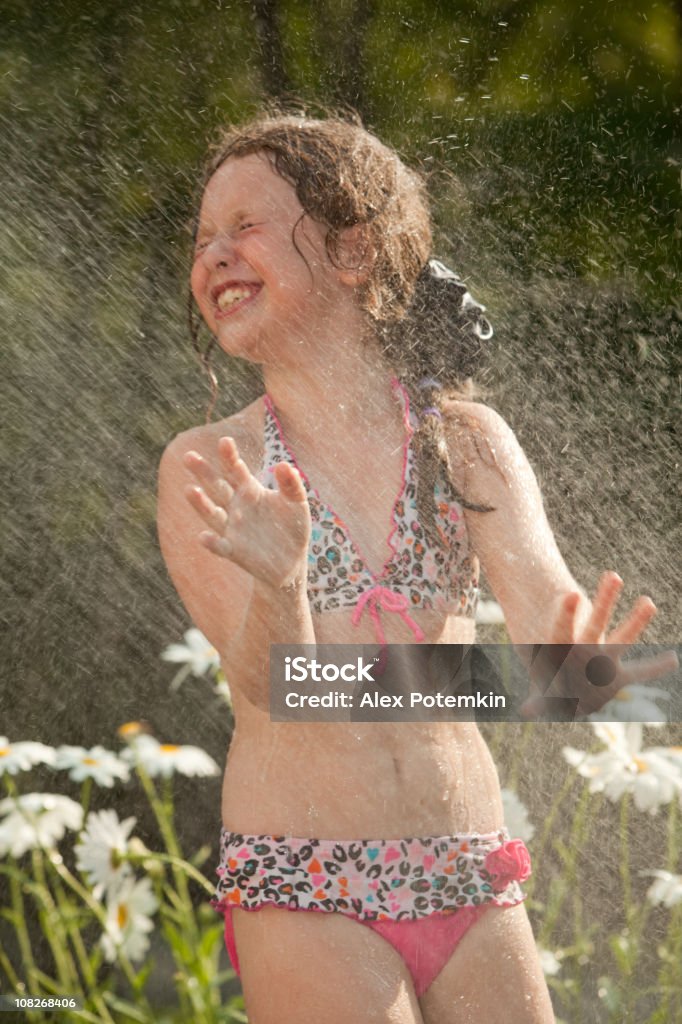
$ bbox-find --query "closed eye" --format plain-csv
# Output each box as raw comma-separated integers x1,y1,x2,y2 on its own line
193,221,260,257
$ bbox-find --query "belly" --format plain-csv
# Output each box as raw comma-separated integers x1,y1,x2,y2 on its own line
220,608,503,838
222,717,504,837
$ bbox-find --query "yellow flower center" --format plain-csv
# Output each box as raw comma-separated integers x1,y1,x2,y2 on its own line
0,748,8,758
83,757,98,766
117,903,129,929
633,757,649,773
614,691,631,702
118,722,145,738
160,744,180,754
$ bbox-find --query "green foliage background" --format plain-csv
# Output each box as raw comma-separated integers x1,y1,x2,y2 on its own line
0,2,680,1015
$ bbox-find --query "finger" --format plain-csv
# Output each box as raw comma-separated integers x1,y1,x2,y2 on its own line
614,649,679,688
217,436,253,490
606,595,657,647
551,591,581,644
581,572,623,643
199,530,232,559
582,649,679,713
273,461,308,503
185,485,228,534
184,450,234,507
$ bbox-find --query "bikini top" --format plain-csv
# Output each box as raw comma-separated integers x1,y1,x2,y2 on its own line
258,379,479,643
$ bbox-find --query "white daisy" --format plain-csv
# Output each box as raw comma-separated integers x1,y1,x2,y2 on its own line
588,685,671,724
0,793,83,857
501,788,536,843
161,628,220,687
214,677,232,706
642,869,682,909
121,735,219,779
659,745,682,765
0,737,56,775
475,600,505,625
563,723,682,815
55,745,130,788
538,947,562,976
100,875,158,964
75,809,136,897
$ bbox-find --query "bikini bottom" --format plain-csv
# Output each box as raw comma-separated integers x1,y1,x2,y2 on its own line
213,828,531,998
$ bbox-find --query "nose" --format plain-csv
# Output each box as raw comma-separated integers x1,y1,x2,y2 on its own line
201,234,235,270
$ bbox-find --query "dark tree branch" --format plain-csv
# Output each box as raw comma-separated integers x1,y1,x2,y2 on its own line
336,0,375,118
251,0,291,98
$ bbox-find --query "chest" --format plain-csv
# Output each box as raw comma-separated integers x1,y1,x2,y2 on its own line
258,391,477,616
265,428,409,577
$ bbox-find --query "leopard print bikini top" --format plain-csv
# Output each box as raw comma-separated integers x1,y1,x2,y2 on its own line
258,379,479,643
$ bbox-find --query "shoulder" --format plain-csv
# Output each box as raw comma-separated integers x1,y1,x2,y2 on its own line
157,397,265,543
156,399,265,655
443,399,516,445
442,399,526,490
159,397,264,483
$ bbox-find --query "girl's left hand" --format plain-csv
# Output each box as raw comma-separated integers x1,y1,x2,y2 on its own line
520,571,679,719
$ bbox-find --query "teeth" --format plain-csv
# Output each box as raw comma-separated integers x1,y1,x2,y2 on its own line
217,286,252,310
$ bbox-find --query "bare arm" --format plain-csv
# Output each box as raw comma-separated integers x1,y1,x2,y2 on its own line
158,429,314,707
447,402,587,643
445,403,678,715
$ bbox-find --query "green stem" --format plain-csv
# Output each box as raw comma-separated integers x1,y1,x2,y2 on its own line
666,798,679,872
130,850,214,896
79,778,93,824
620,793,632,920
0,944,21,990
48,860,115,1024
672,904,682,1022
653,798,682,1021
529,771,578,870
31,848,80,991
507,723,535,791
619,793,639,1022
628,798,679,1003
3,775,18,797
538,785,596,945
136,769,200,945
654,902,682,1023
51,858,153,1016
8,861,41,997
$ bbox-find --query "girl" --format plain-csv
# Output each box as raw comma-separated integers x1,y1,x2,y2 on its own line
157,114,670,1023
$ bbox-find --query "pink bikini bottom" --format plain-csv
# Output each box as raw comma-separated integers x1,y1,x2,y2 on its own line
213,829,531,997
222,902,493,997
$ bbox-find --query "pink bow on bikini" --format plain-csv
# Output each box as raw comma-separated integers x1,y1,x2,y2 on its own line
352,585,426,645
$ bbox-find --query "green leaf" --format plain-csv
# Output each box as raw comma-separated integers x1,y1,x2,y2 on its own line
102,991,152,1023
131,958,154,994
198,922,224,959
596,974,622,1014
609,932,635,976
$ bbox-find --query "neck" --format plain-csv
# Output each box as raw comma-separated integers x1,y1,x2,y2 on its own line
262,324,401,443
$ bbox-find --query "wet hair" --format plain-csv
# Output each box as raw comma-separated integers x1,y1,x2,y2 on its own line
190,111,494,543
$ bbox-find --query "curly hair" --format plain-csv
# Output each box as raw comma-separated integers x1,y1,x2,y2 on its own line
189,111,493,543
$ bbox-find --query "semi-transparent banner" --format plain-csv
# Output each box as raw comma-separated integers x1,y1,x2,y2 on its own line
269,644,681,723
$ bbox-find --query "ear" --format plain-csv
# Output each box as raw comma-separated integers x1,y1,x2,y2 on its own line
335,224,376,287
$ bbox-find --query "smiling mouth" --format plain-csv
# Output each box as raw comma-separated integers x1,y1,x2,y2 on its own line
214,283,262,315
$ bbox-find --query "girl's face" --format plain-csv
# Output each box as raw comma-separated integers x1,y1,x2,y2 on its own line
191,153,357,364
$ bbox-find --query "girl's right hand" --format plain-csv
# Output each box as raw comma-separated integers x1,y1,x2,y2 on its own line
183,437,311,590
